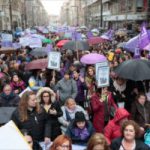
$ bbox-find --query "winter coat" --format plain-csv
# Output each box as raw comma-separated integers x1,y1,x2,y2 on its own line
91,92,117,133
110,137,150,150
10,80,25,94
104,108,130,145
65,120,95,145
36,87,62,140
131,100,150,128
36,87,56,103
55,78,78,104
110,80,135,112
74,78,87,102
0,92,20,107
11,107,51,142
58,105,89,133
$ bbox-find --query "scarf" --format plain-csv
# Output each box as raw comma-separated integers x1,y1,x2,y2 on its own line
74,127,89,140
1,92,15,100
113,80,126,93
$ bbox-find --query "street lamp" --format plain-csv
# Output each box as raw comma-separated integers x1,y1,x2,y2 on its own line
100,0,103,27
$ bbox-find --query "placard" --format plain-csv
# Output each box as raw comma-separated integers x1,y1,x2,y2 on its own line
29,37,42,48
95,61,108,81
1,33,13,42
48,52,61,70
97,66,110,88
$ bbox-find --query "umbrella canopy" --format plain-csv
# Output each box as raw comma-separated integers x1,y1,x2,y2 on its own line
63,40,89,51
29,47,48,57
42,38,53,44
88,37,107,45
25,58,48,70
114,59,150,81
56,40,70,48
80,53,107,64
117,42,127,48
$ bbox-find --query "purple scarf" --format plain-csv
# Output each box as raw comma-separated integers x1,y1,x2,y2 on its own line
74,127,89,140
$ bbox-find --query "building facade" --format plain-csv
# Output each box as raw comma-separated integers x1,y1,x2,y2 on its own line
60,0,85,26
82,0,149,29
0,0,49,31
103,0,149,29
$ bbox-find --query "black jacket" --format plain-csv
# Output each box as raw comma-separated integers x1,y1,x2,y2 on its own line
11,107,51,142
110,137,150,150
131,101,150,128
43,101,62,140
0,92,20,107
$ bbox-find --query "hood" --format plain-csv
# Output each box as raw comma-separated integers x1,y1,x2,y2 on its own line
113,108,130,123
36,87,56,103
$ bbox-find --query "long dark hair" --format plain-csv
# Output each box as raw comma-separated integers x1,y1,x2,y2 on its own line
40,91,52,105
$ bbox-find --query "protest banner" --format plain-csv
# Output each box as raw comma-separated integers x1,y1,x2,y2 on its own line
48,52,61,70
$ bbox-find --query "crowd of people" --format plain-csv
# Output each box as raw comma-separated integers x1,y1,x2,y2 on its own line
0,28,150,150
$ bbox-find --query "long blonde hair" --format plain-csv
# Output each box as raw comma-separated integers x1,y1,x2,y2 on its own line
18,91,40,122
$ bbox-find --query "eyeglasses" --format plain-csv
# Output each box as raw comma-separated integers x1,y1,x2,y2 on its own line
43,95,50,98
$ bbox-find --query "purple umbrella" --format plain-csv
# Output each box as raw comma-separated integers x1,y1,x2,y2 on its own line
80,53,107,64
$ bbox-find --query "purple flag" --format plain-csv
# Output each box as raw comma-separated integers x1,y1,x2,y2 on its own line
72,32,82,41
45,44,53,52
87,31,93,39
139,25,150,48
134,47,141,59
101,29,114,40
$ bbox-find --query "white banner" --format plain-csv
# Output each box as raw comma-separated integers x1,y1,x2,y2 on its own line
1,33,13,42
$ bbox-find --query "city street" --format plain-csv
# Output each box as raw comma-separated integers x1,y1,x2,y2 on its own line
0,0,150,150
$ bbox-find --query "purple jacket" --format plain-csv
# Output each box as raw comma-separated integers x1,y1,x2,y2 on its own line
75,78,87,102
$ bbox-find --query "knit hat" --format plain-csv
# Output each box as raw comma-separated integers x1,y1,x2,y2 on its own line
75,111,86,122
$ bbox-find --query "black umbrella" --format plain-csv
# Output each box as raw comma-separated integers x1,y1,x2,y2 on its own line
114,59,150,81
63,40,89,51
29,47,48,57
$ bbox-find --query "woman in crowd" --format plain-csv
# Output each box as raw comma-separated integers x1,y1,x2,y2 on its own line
37,87,62,140
85,66,95,100
73,69,87,107
87,133,110,150
110,120,150,150
66,111,94,145
91,86,117,133
104,108,130,145
131,93,150,134
21,129,42,150
0,83,20,106
58,97,89,133
110,77,134,111
55,70,77,105
10,73,25,94
50,134,72,150
11,91,51,144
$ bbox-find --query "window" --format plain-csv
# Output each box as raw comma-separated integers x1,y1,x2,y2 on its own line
136,0,143,12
